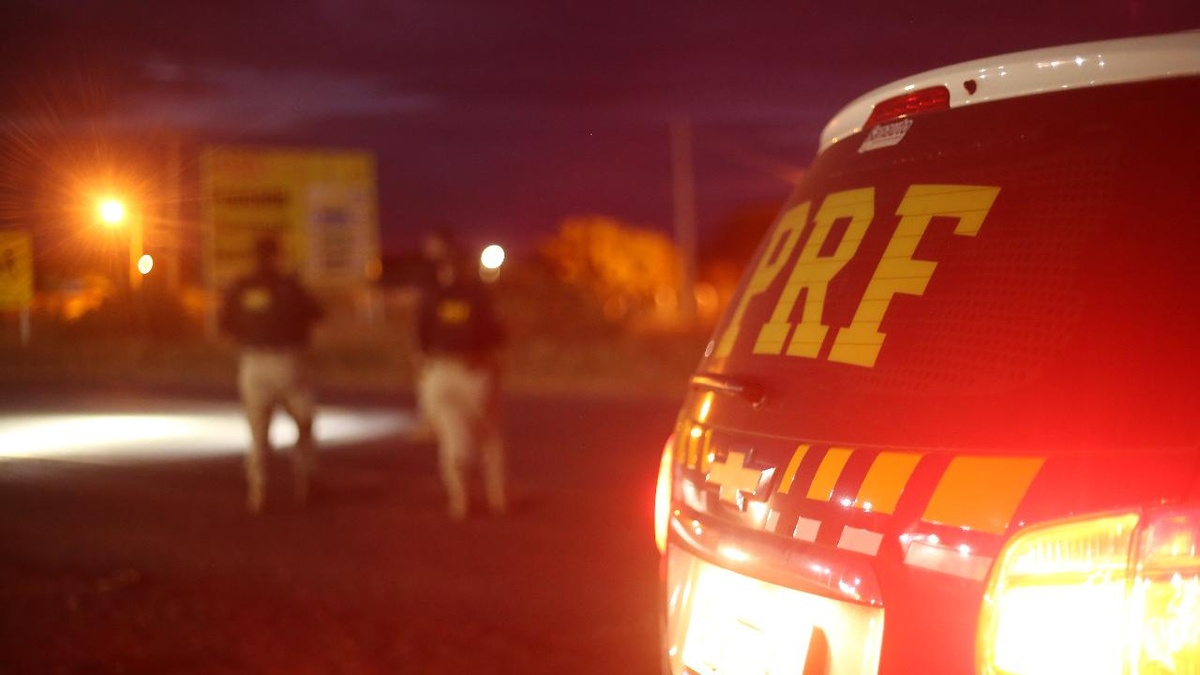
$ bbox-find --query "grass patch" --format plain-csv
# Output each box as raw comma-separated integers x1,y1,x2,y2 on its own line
0,322,707,401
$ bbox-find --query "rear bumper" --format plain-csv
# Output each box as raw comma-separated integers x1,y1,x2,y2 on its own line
660,545,884,675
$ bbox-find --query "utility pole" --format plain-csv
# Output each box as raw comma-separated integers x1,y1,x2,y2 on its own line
165,134,183,293
671,117,698,326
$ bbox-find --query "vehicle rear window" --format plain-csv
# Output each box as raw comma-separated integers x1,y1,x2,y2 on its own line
704,77,1200,451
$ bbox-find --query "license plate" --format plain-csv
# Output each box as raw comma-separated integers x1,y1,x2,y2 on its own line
681,564,813,675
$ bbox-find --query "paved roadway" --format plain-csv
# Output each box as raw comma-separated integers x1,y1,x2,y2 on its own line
0,384,681,674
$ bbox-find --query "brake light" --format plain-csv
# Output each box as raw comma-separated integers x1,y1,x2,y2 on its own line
655,434,676,554
1133,511,1200,674
977,509,1200,675
864,85,950,127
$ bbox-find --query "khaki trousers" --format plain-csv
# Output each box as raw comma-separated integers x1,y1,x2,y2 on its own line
238,348,317,505
418,356,506,517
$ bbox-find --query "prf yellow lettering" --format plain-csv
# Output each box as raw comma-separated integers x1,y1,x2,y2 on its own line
754,188,874,357
713,202,808,358
829,184,1000,367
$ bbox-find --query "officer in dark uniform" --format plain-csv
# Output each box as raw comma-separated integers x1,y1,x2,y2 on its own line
218,235,324,514
404,228,457,443
416,243,507,520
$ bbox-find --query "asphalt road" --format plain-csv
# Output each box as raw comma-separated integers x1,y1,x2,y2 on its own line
0,384,680,674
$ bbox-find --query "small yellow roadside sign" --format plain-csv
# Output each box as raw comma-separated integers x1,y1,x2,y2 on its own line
0,230,32,311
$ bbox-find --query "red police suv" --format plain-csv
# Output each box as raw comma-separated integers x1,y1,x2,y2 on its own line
656,31,1200,675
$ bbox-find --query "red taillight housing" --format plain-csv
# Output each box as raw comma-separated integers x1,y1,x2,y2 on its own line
655,434,676,554
864,85,951,127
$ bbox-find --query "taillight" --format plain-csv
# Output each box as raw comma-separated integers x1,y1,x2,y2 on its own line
977,509,1200,675
1132,511,1200,675
655,434,675,554
864,85,950,127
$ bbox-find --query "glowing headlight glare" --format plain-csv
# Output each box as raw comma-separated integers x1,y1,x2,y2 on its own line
978,513,1138,675
1131,511,1200,675
1133,572,1200,674
980,509,1200,675
654,434,675,554
989,583,1127,675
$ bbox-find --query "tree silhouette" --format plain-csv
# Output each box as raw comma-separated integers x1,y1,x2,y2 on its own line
539,215,680,322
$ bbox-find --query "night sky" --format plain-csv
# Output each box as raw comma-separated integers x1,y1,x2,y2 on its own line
2,0,1198,254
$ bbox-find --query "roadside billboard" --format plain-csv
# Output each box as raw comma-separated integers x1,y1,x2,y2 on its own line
200,146,380,292
0,230,33,311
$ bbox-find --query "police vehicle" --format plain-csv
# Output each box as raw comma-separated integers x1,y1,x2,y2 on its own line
655,32,1200,675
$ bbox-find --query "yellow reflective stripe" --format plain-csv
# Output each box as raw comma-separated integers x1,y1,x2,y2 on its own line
922,456,1044,535
713,203,809,358
854,451,923,514
807,447,853,502
777,444,811,495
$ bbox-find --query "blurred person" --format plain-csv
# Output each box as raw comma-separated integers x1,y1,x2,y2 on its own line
405,227,457,442
416,239,507,520
419,227,455,281
218,236,324,514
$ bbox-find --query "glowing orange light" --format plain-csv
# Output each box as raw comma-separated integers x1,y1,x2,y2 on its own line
98,198,126,225
978,513,1139,675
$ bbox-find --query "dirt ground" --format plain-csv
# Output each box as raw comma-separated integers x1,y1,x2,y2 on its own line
0,386,676,674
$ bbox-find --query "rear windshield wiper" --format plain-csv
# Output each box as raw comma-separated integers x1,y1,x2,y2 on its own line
690,372,767,409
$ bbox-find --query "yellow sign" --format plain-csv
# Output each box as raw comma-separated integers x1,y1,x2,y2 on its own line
0,230,33,310
200,146,380,290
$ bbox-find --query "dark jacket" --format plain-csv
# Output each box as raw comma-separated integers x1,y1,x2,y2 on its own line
218,270,323,348
418,280,505,356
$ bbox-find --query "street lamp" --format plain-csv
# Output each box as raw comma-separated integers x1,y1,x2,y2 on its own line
98,199,126,226
96,197,145,291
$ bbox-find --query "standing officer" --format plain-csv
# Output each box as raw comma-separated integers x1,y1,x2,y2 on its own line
404,228,456,443
218,235,324,514
416,241,507,520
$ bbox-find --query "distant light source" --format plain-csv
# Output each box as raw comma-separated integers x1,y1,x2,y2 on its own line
0,405,412,463
98,198,126,226
479,244,506,283
137,254,154,275
480,244,505,270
